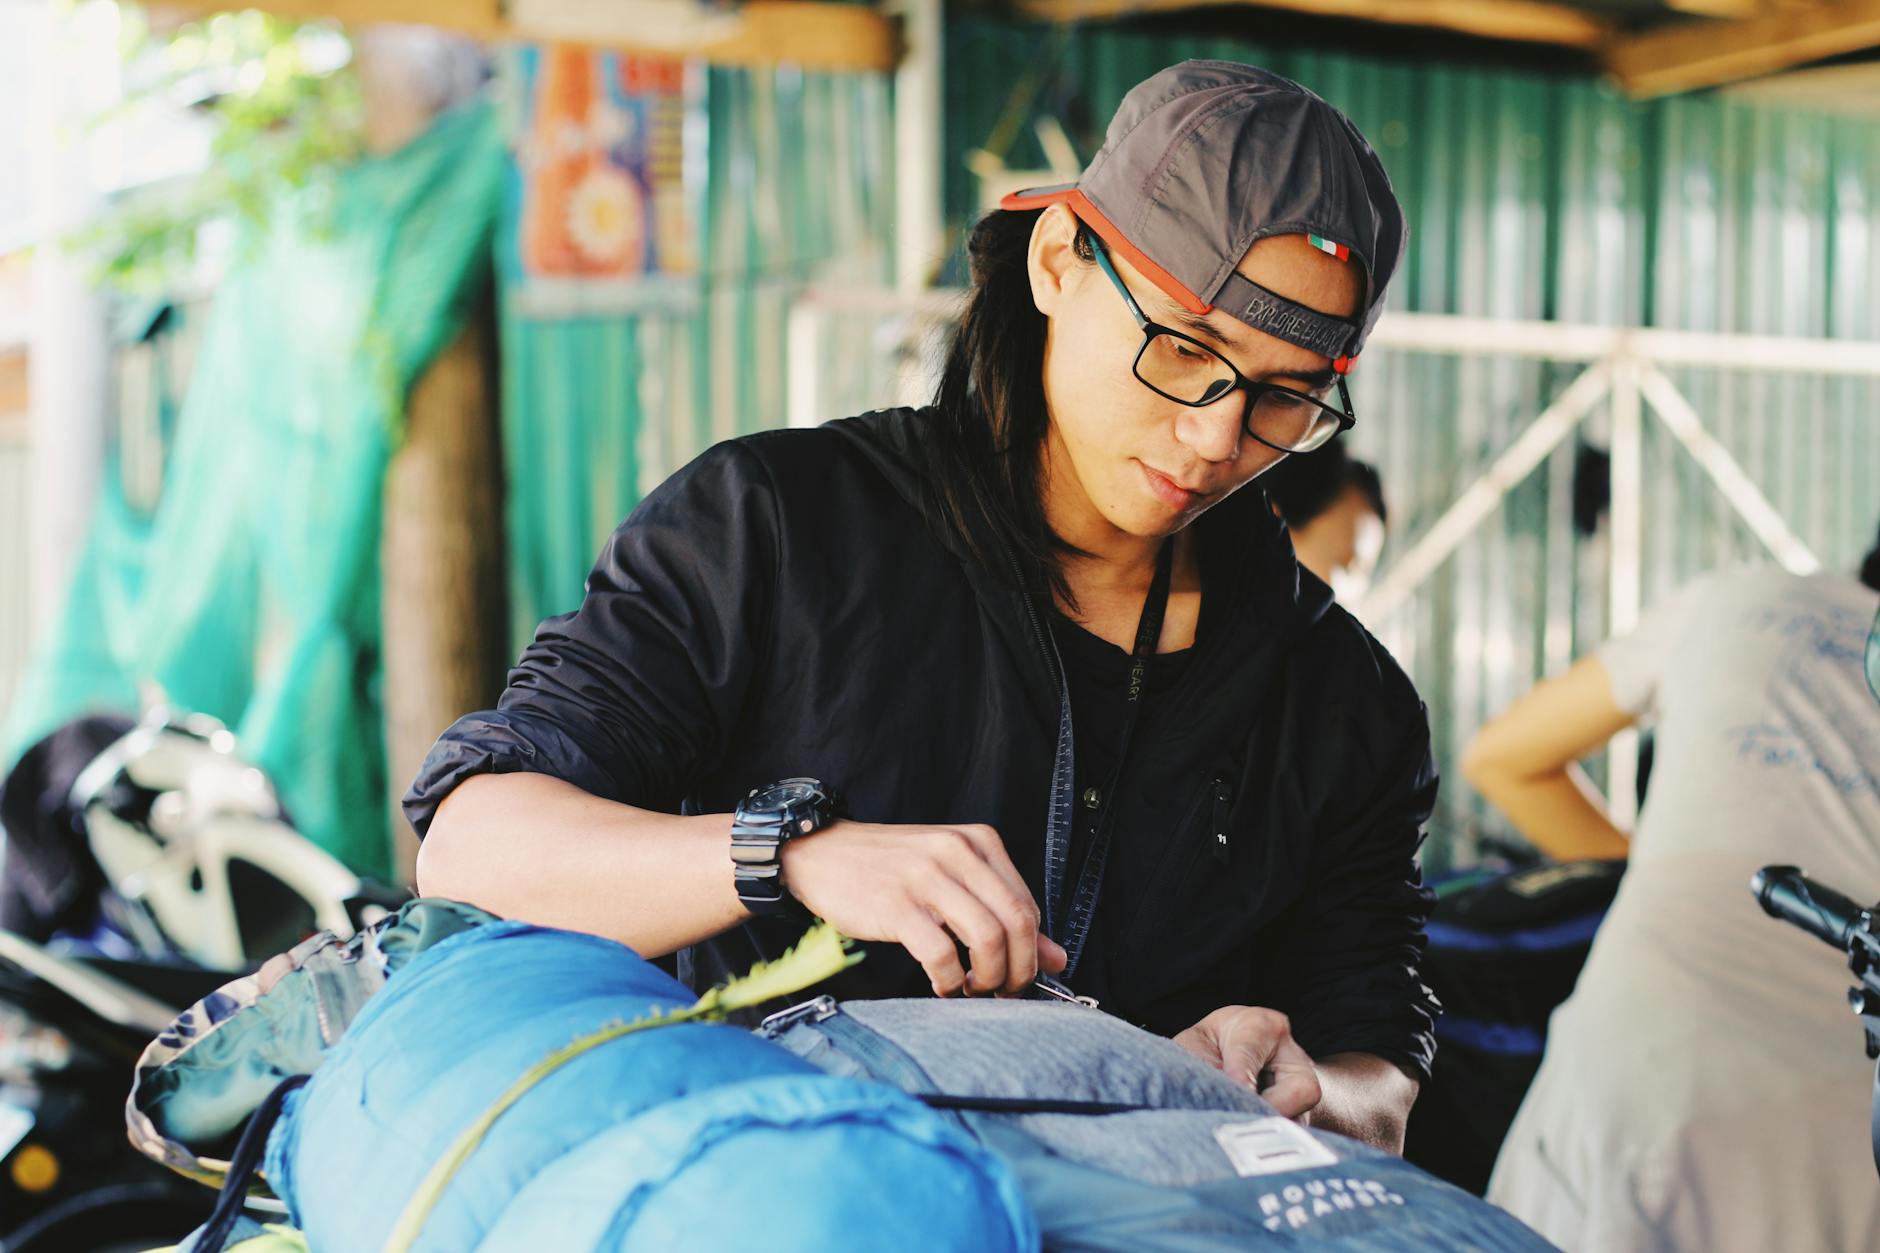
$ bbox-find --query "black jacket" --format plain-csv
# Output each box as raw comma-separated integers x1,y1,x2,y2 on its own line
406,408,1441,1078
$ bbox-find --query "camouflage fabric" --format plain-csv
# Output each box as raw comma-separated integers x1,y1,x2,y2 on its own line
125,897,499,1192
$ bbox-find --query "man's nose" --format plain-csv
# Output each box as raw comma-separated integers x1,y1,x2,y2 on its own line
1174,391,1245,464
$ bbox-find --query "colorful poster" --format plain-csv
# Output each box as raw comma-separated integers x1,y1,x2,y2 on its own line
505,46,701,315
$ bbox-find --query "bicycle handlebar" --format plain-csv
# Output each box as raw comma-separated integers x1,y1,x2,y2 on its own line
1754,865,1870,953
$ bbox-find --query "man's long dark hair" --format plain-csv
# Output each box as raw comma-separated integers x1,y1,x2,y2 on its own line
917,208,1092,607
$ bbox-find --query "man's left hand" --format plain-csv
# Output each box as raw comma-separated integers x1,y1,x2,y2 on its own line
1173,1005,1321,1120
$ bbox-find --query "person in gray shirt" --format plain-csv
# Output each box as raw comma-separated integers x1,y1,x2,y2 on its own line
1464,523,1880,1251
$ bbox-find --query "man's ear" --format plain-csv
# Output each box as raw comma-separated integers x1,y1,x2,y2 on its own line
1026,202,1083,318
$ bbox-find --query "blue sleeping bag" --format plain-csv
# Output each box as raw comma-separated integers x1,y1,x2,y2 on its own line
260,920,1037,1252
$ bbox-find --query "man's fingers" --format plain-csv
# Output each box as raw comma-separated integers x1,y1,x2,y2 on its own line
897,909,968,998
941,846,1045,994
936,826,1060,990
1253,1036,1322,1119
1221,1035,1271,1089
953,824,1036,911
1172,1024,1223,1069
1213,1017,1322,1118
920,874,1012,995
1258,1066,1322,1120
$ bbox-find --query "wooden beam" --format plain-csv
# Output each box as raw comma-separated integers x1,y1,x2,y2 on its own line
1608,0,1880,98
1661,0,1763,18
1010,0,1610,49
157,0,900,72
1720,59,1880,114
713,2,900,71
159,0,507,36
510,0,900,70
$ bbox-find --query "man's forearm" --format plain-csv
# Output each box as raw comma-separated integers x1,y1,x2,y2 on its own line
1308,1053,1420,1154
416,772,749,955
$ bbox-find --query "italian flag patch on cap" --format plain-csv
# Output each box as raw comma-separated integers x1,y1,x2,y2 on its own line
1306,234,1349,261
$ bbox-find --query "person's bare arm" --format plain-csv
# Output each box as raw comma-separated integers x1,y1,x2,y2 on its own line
415,772,1066,993
1460,655,1636,861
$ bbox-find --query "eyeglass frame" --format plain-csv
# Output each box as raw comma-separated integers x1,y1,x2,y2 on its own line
1082,229,1358,455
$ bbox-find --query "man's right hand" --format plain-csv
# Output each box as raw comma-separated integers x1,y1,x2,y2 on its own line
778,819,1067,997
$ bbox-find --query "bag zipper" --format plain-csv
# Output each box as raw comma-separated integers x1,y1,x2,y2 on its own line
1032,973,1100,1009
811,1007,948,1099
756,994,838,1037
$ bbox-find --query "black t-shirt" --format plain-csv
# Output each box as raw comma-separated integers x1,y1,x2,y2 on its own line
1050,617,1191,891
1048,570,1223,920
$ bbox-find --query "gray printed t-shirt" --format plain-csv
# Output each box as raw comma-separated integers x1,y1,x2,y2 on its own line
1489,567,1880,1253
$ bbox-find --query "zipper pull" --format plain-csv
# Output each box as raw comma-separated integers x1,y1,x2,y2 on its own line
757,994,838,1037
1032,973,1100,1009
1208,777,1233,865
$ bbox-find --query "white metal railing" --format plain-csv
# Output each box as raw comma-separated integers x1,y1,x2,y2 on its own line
1350,314,1880,827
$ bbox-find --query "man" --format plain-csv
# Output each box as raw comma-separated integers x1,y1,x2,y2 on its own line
409,62,1436,1152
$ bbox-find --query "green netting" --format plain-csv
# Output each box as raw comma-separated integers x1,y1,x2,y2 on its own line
3,102,505,879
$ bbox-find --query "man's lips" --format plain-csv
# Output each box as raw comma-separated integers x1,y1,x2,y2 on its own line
1140,462,1211,508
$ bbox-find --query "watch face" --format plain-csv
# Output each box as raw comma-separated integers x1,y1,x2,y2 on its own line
771,779,820,805
748,778,822,815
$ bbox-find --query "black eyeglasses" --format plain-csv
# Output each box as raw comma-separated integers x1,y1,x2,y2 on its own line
1086,233,1356,455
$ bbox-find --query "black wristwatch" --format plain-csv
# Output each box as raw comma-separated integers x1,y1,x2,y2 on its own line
731,778,836,918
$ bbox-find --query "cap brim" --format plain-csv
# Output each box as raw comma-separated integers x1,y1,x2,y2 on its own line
998,182,1080,211
998,185,1212,317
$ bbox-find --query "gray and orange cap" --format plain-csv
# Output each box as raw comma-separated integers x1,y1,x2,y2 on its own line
1002,60,1407,375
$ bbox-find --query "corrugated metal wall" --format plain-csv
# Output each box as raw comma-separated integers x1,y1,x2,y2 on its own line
502,31,1880,866
500,64,896,649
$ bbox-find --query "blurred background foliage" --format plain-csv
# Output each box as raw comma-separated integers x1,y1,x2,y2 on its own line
79,8,363,293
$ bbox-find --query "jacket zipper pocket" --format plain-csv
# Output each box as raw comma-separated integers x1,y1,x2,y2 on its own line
1206,776,1233,866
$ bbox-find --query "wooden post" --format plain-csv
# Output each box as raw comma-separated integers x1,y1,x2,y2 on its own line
363,28,508,887
380,307,507,888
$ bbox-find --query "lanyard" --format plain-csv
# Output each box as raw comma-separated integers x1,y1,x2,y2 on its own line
1041,540,1173,978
